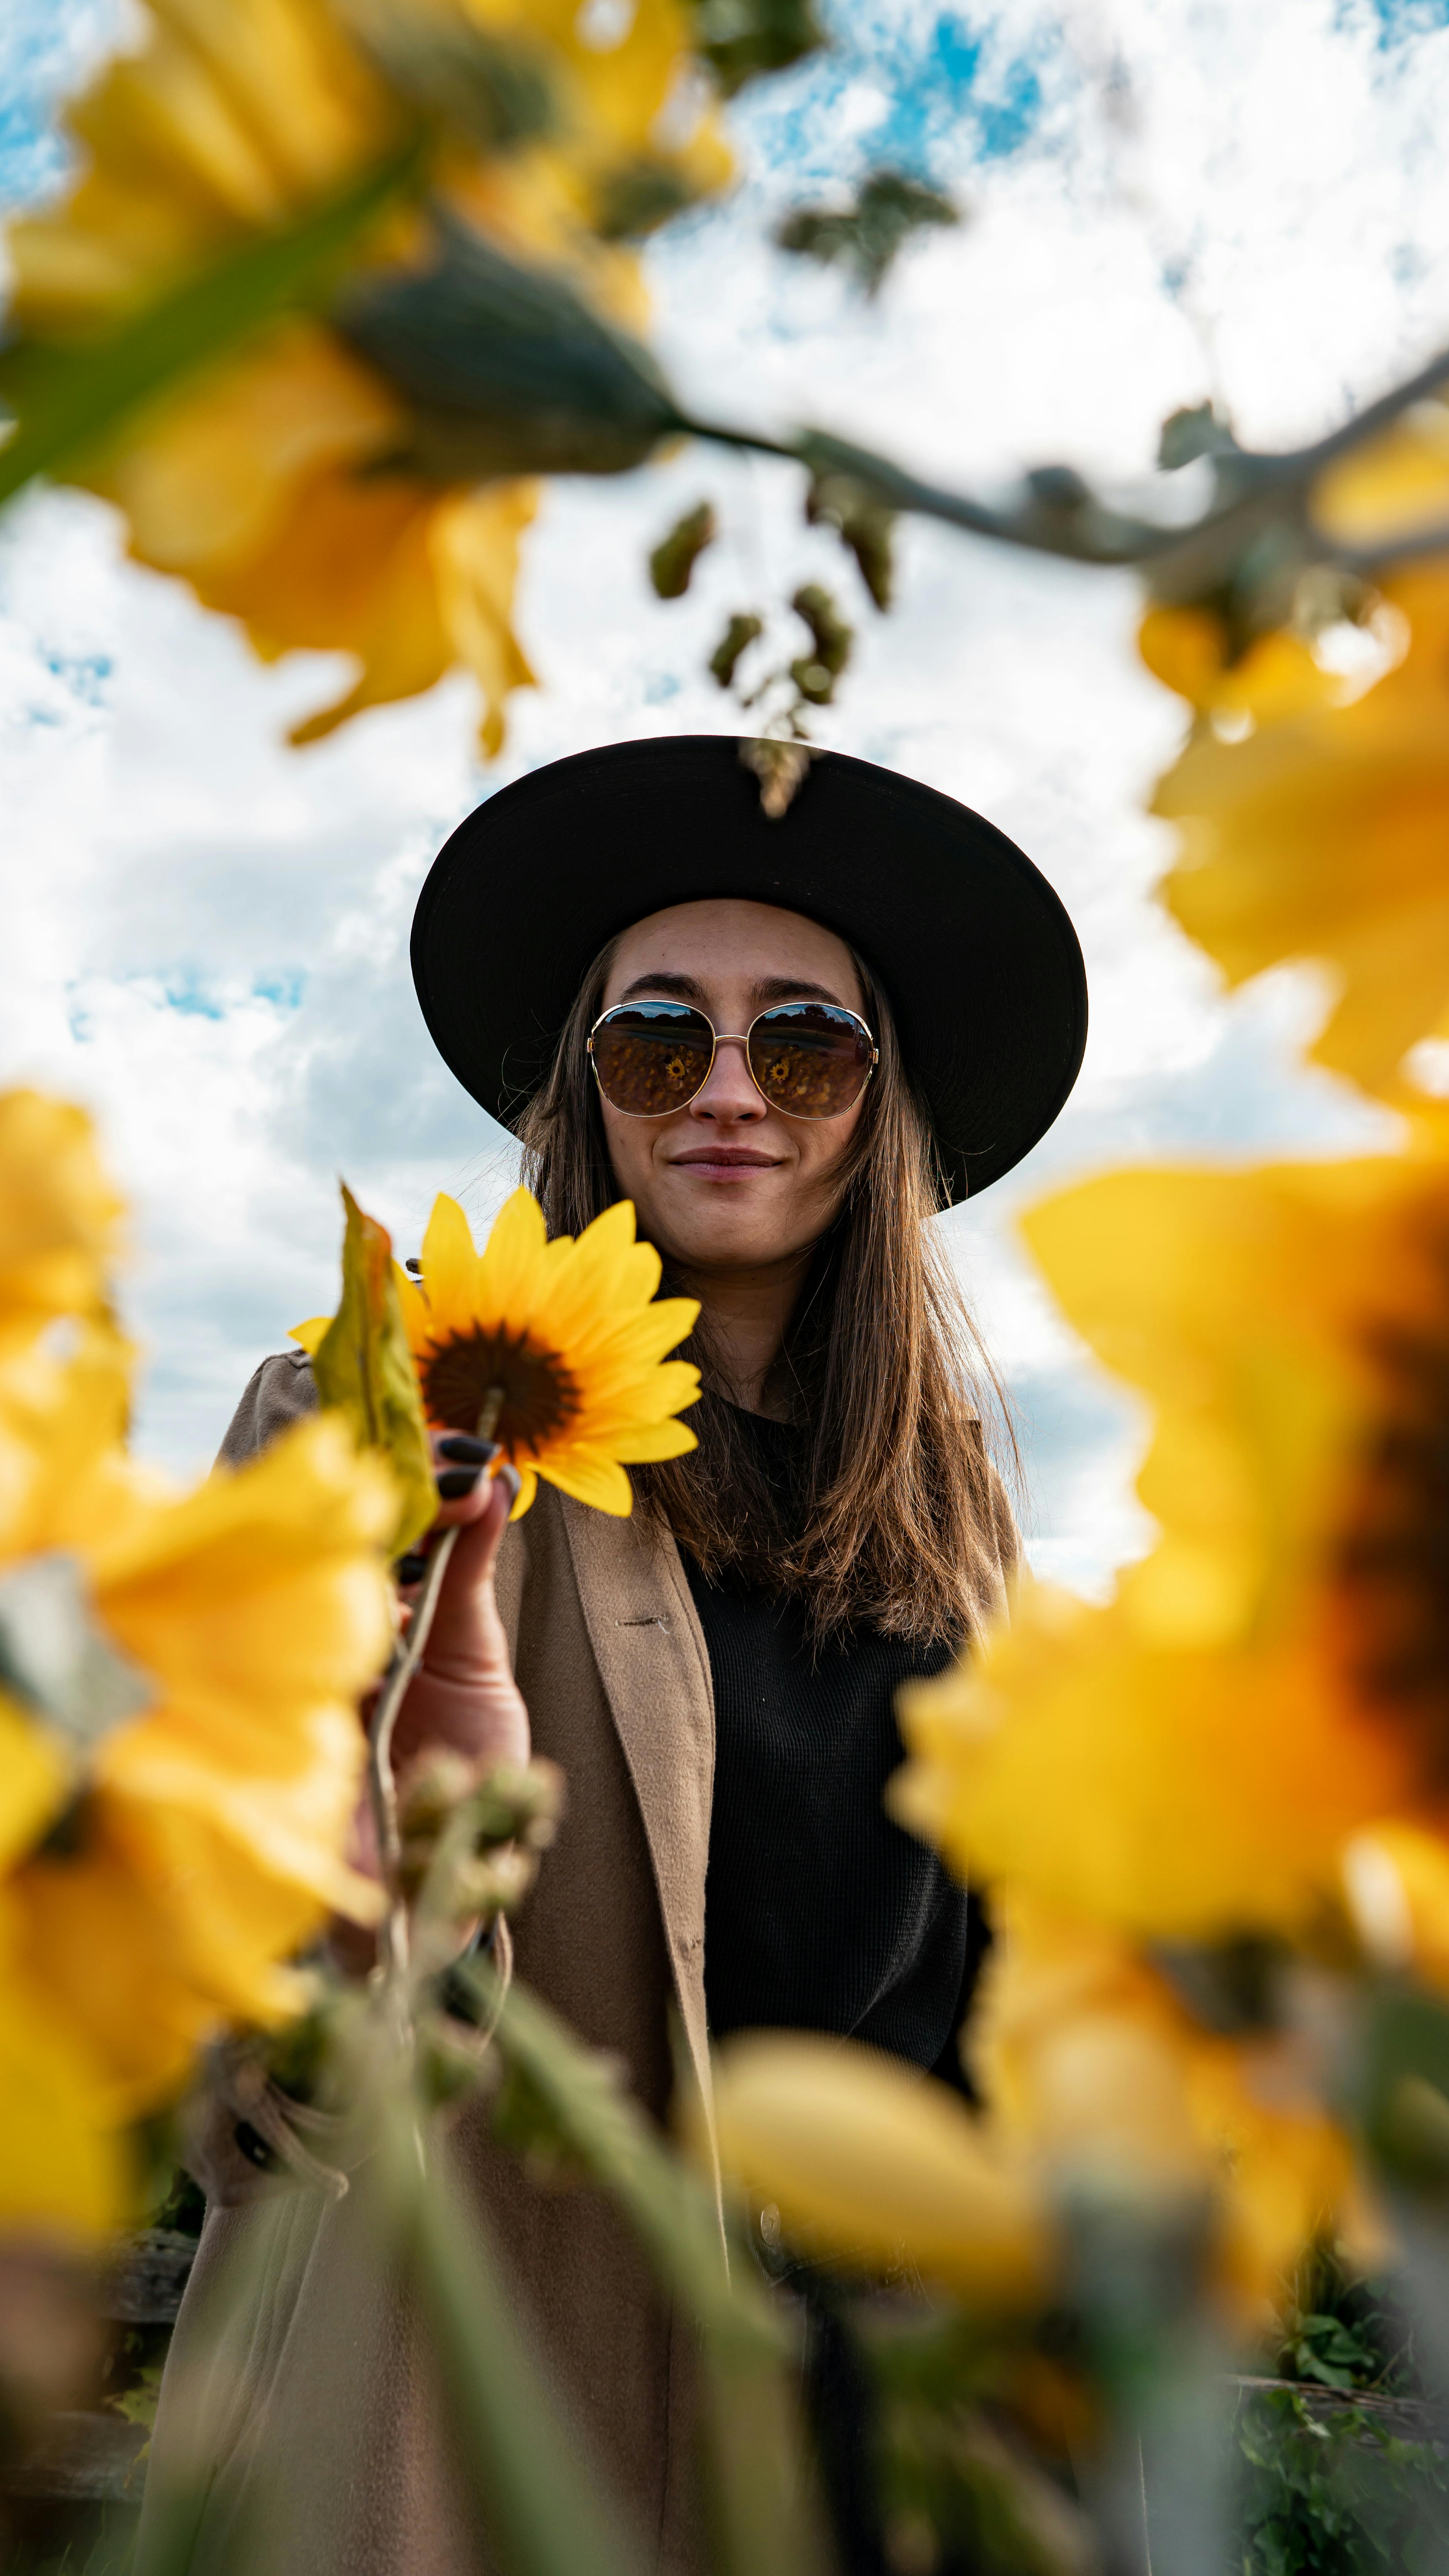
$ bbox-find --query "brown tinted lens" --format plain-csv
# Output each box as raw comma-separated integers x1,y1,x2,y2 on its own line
592,1003,714,1116
747,1004,873,1118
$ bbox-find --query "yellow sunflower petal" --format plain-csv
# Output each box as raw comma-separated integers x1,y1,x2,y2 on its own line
0,1091,124,1348
414,1192,486,1339
608,1417,699,1464
535,1451,636,1516
0,1321,133,1563
0,1900,128,2240
289,1314,330,1356
1139,607,1342,724
0,1696,71,1877
1311,403,1449,551
429,484,538,757
474,1186,552,1331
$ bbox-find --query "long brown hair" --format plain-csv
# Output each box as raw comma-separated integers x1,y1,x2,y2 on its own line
515,932,1017,1645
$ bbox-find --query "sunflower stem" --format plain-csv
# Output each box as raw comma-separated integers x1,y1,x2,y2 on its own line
366,1382,503,2011
369,1525,461,1999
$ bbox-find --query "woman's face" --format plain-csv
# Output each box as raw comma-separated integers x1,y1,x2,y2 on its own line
597,898,871,1276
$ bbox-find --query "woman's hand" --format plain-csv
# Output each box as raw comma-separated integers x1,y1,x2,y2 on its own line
340,1439,530,1943
389,1433,531,1785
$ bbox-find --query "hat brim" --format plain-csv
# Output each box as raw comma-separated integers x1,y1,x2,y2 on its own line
411,736,1087,1202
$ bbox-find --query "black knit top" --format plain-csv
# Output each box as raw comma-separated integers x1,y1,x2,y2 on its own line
683,1409,988,2086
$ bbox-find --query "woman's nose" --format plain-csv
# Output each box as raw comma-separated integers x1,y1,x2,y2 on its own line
689,1032,763,1118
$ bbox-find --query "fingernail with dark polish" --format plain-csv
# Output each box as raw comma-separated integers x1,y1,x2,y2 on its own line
499,1464,522,1504
395,1551,429,1584
436,1466,481,1500
438,1435,499,1465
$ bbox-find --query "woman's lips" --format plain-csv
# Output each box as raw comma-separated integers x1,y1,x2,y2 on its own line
667,1151,779,1180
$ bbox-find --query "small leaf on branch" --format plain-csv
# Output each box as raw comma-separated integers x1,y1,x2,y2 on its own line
311,1184,435,1558
790,582,852,695
593,158,697,242
649,501,718,598
691,0,826,95
1158,401,1238,471
776,169,959,296
709,610,764,686
807,470,897,608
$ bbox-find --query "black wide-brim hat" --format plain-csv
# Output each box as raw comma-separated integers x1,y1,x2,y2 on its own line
412,736,1087,1201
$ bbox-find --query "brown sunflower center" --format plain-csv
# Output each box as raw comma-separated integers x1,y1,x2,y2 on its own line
420,1327,580,1453
1337,1301,1449,1778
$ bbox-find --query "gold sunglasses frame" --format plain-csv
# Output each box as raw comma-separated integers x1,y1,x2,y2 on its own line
586,999,878,1121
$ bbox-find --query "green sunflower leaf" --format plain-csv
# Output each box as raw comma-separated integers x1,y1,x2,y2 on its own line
313,1183,435,1559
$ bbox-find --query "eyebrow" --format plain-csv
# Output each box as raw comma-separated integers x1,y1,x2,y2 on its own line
615,970,853,1010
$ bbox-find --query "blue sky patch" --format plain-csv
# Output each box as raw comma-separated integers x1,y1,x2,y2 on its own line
736,1,1057,194
0,0,117,217
253,969,307,1010
1365,0,1449,37
162,972,225,1023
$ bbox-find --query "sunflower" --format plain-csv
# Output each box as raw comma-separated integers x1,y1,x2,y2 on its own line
1145,554,1449,1101
975,1894,1375,2332
295,1186,700,1516
711,1893,1368,2331
892,1130,1449,1958
0,1292,395,2234
4,0,730,754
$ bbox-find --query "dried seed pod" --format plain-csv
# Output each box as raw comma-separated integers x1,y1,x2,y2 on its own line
649,501,718,598
806,470,896,610
739,736,813,818
791,582,852,678
709,610,765,687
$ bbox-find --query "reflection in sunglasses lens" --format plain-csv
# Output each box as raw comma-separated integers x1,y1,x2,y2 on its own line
592,1004,713,1116
748,1006,873,1118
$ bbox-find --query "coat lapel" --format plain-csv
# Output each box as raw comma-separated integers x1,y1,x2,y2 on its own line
557,1495,716,2126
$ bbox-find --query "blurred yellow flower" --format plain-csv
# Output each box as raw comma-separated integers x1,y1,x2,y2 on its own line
977,1894,1372,2332
295,1186,700,1515
1148,561,1449,1099
0,1273,395,2233
893,1136,1449,1948
1138,605,1345,730
0,1893,123,2239
1311,401,1449,554
0,1091,124,1350
5,0,730,752
712,2030,1054,2307
713,1911,1370,2332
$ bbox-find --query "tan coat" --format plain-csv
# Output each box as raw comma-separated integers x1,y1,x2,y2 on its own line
138,1352,1012,2575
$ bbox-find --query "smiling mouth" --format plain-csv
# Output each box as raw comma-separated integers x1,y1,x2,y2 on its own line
669,1149,780,1174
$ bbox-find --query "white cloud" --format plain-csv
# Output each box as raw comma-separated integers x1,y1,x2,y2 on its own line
0,0,1435,1588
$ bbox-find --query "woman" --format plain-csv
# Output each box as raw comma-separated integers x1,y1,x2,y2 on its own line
140,737,1086,2576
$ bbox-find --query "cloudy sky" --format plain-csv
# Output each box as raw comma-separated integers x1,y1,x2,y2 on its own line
1,0,1442,1590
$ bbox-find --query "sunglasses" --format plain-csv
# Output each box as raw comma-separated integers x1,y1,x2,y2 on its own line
588,997,878,1121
